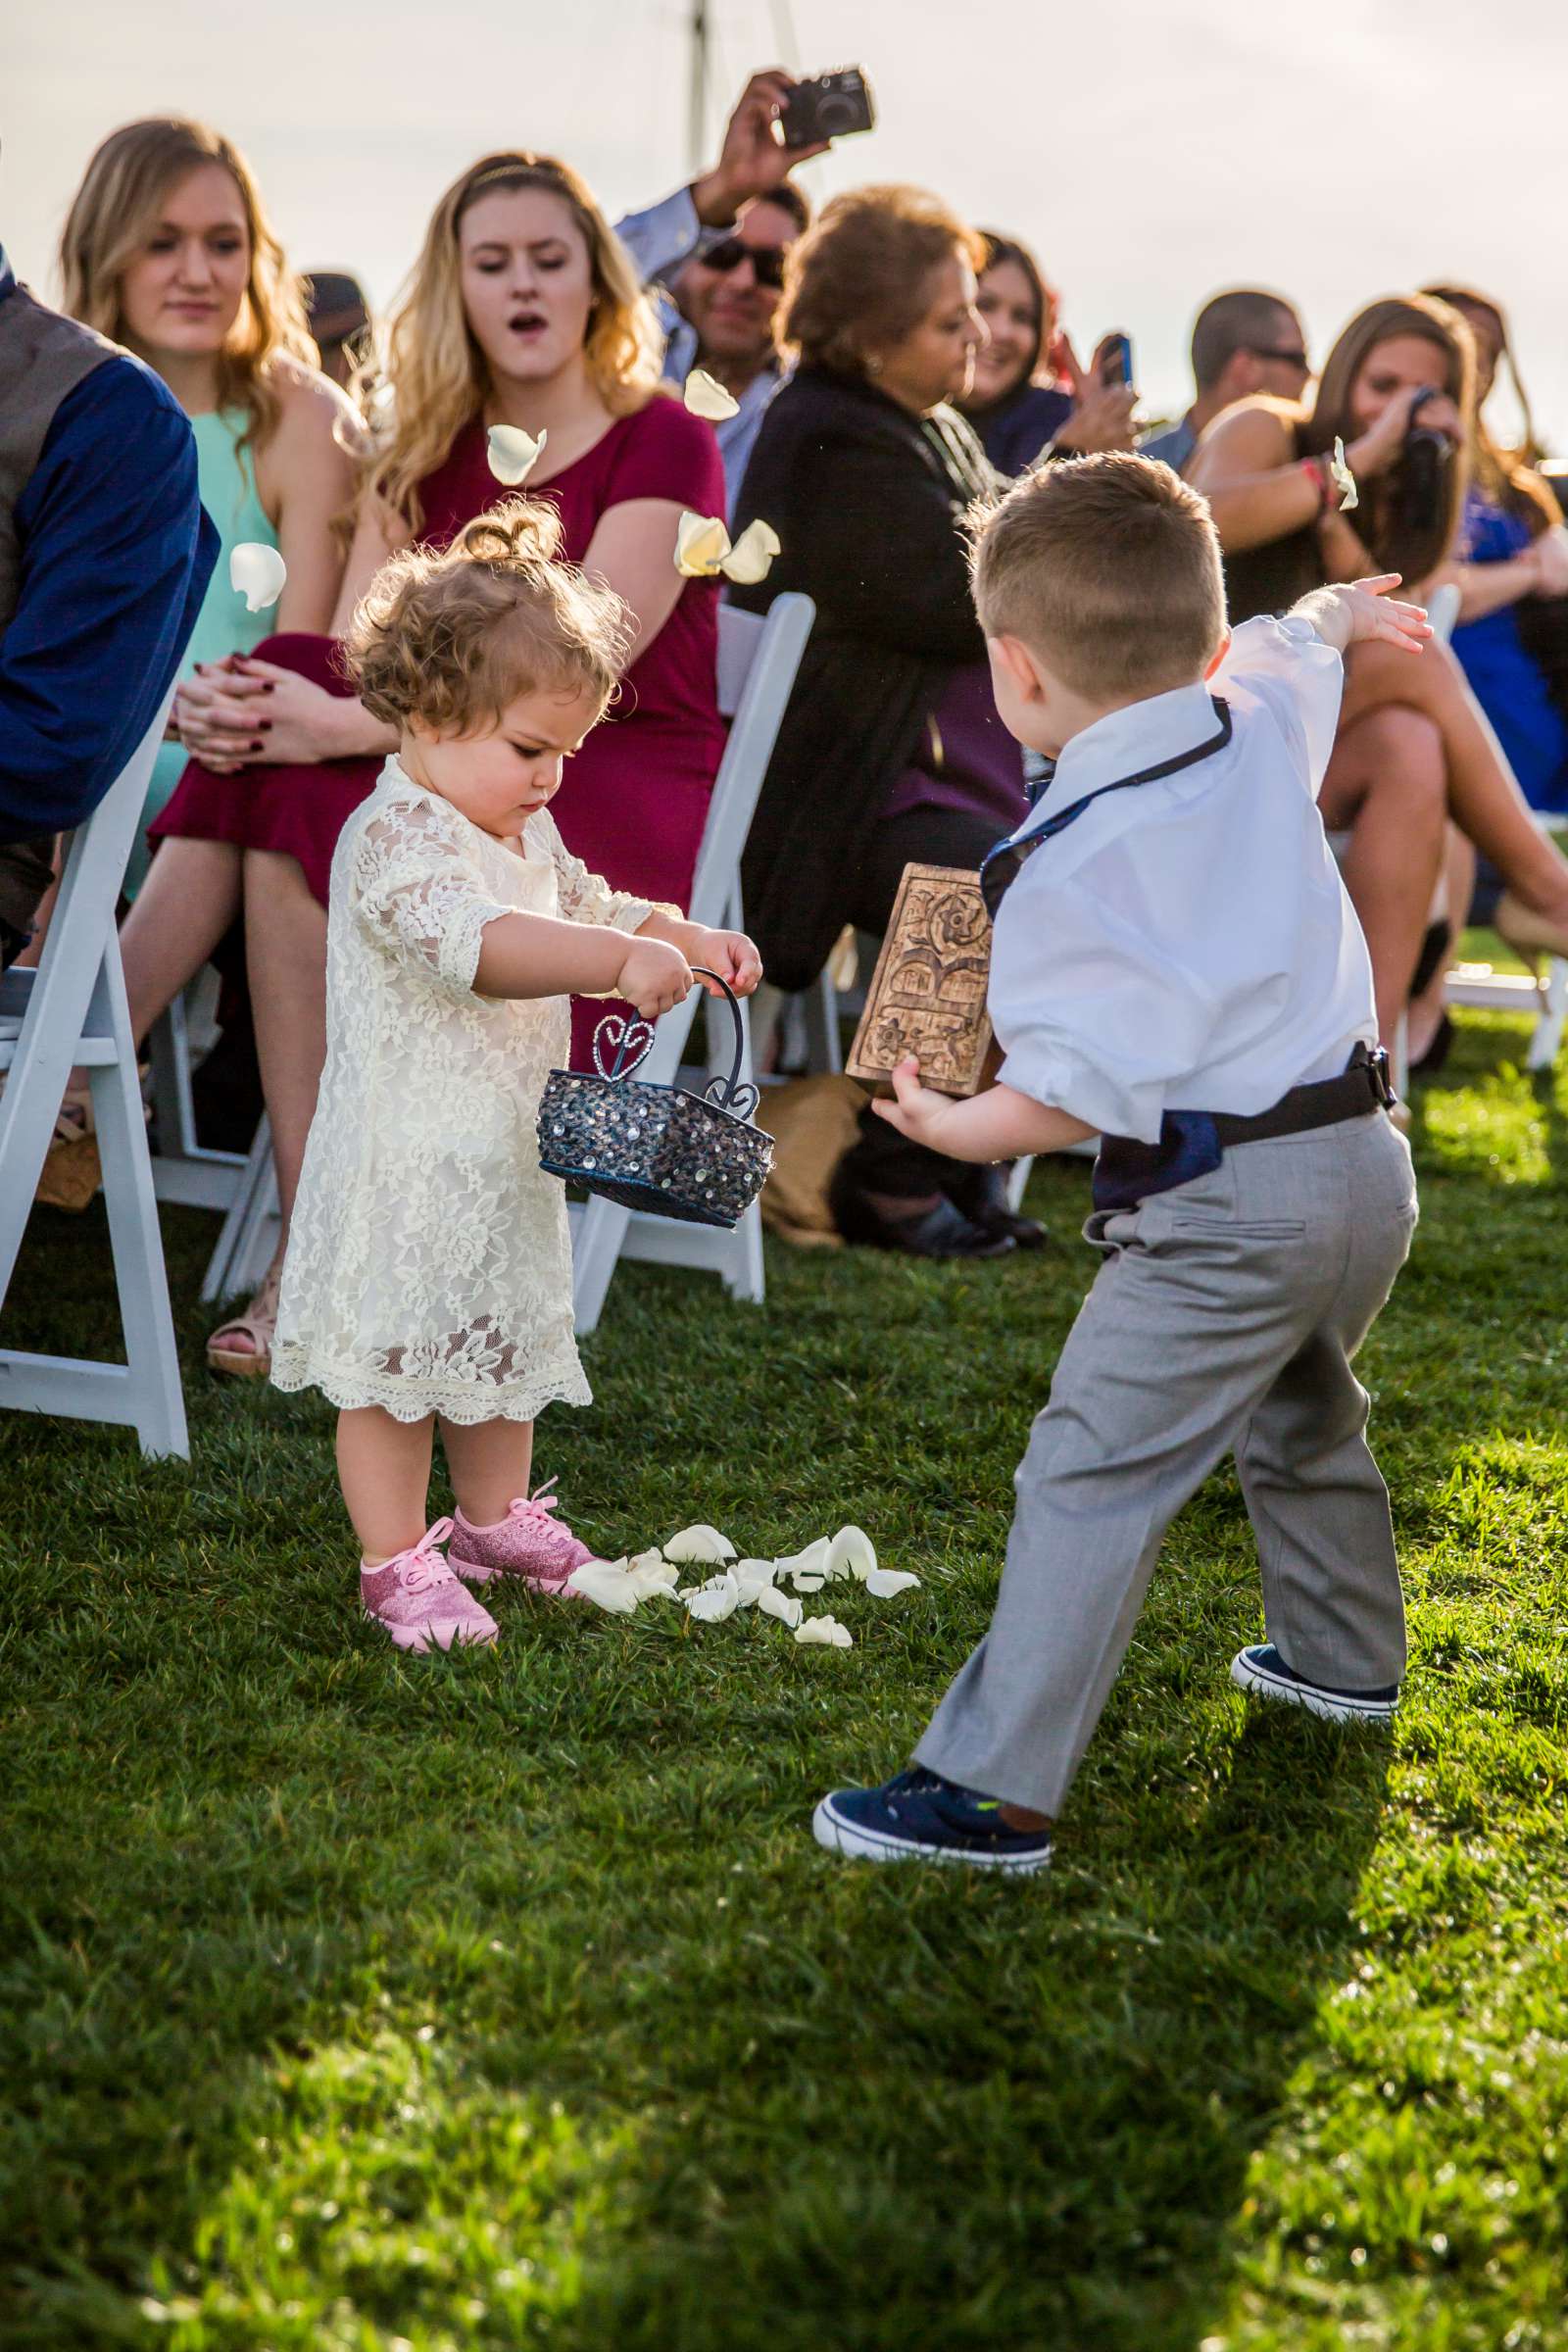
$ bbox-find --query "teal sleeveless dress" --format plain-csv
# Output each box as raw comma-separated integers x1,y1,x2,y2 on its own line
131,407,276,894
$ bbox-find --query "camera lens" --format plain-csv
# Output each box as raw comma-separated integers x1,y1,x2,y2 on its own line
815,94,859,135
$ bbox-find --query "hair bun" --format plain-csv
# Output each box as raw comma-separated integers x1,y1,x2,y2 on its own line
457,496,564,569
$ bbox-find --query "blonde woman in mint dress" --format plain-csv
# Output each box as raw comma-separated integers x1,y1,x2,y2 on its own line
50,118,355,1364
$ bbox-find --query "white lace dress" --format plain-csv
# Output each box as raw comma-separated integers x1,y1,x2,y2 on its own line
272,759,659,1424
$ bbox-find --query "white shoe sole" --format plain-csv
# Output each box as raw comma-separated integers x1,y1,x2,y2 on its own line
1230,1649,1396,1724
366,1609,498,1654
811,1794,1052,1873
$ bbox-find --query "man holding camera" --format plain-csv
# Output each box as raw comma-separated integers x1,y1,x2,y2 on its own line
616,70,849,512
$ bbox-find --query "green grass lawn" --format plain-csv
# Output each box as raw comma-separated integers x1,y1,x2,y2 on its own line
4,1008,1567,2351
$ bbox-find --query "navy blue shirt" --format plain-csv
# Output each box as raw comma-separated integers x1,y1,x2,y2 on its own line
0,251,218,843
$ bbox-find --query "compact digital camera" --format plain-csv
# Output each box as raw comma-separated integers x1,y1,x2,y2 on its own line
780,67,876,149
1396,387,1452,539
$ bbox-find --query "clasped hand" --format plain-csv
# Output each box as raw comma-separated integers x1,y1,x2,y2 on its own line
174,655,351,773
615,925,762,1019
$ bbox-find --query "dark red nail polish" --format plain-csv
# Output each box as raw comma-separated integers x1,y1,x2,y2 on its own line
249,739,264,752
257,719,272,731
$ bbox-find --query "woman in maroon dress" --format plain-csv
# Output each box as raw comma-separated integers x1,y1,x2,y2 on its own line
155,152,726,1372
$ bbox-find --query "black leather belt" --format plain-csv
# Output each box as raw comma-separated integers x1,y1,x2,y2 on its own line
1211,1042,1396,1145
1094,1045,1395,1213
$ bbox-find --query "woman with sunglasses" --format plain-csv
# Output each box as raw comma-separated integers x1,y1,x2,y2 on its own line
148,149,727,1376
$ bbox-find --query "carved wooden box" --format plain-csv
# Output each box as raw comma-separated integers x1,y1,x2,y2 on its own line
846,863,995,1099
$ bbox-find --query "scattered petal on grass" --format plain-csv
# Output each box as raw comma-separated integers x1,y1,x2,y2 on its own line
683,367,740,421
626,1551,680,1599
1330,437,1359,513
756,1584,803,1628
487,423,547,484
664,1524,736,1563
230,543,287,612
792,1573,826,1592
863,1567,921,1598
731,1558,778,1606
564,1560,639,1614
775,1538,831,1587
718,517,780,586
827,1525,877,1582
795,1614,853,1648
683,1572,740,1622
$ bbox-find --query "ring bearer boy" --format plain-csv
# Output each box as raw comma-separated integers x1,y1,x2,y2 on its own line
814,453,1427,1874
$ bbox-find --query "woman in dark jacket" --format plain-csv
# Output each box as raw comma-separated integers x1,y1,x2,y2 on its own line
731,184,1036,1258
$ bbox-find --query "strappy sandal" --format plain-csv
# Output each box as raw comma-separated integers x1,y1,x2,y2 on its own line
207,1257,282,1380
36,1087,103,1214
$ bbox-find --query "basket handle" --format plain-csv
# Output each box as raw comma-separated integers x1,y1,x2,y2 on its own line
692,965,759,1122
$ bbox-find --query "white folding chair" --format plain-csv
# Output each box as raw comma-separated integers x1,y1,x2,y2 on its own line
0,698,188,1458
147,971,252,1212
569,591,815,1334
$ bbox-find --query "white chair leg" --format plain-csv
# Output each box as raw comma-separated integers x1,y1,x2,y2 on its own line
570,1197,635,1337
1005,1155,1035,1213
201,1117,273,1302
724,1200,765,1302
86,956,188,1459
1526,956,1567,1073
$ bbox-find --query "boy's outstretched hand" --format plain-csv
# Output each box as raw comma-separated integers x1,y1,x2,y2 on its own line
1304,574,1432,658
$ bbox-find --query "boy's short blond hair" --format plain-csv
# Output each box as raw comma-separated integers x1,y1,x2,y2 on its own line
346,498,633,737
970,452,1227,701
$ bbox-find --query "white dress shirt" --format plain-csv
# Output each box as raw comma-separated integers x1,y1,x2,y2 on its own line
988,616,1378,1143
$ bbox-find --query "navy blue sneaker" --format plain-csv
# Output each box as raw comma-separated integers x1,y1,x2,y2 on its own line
1231,1642,1399,1725
812,1768,1053,1873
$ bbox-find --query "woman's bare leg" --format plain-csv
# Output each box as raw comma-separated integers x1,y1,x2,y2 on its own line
208,848,327,1365
118,838,245,1048
1341,639,1568,920
440,1418,535,1526
1406,826,1476,1066
244,848,328,1237
1319,706,1446,1045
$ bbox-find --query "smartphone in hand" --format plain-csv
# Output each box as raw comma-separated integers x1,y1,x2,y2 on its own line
1101,333,1134,388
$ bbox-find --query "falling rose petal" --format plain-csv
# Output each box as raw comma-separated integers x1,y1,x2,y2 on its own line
718,518,780,587
564,1560,640,1614
229,542,287,612
826,1526,877,1583
683,367,740,422
756,1584,803,1628
795,1614,854,1648
685,1572,741,1622
663,1524,736,1564
863,1567,921,1598
487,423,547,484
674,511,732,577
1329,437,1359,514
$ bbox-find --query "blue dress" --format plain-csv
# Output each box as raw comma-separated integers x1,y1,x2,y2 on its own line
1450,489,1568,814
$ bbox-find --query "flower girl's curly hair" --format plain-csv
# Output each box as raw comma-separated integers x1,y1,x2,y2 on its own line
347,499,634,735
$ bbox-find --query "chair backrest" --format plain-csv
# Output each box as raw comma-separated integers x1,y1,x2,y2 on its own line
0,694,172,1060
687,592,814,929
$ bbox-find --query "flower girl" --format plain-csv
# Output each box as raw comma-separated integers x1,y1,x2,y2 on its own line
271,502,760,1651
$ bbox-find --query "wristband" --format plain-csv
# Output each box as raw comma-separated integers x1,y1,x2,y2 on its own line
1299,455,1334,514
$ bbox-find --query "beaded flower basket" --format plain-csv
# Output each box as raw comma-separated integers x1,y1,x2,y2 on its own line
537,968,773,1229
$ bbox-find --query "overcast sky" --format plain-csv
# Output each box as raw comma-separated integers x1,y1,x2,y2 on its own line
9,0,1568,440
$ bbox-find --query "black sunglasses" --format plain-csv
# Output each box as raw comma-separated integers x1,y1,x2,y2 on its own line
1242,343,1311,369
702,236,789,291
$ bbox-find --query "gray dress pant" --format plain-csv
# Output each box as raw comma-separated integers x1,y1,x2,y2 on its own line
916,1111,1418,1816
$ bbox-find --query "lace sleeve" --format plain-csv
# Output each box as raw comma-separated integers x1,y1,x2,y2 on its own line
535,810,677,935
351,799,515,1004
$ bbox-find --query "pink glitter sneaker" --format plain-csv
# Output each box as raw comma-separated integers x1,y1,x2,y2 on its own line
448,1478,599,1595
360,1518,500,1654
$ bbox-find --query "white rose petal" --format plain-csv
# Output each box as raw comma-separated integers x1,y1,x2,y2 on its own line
564,1560,640,1614
795,1614,854,1648
826,1525,877,1583
684,1572,741,1622
756,1584,803,1628
774,1538,831,1586
487,423,547,484
863,1567,921,1598
1329,437,1359,514
791,1573,826,1592
626,1550,681,1599
718,517,780,587
674,511,733,577
683,367,741,422
663,1524,736,1564
731,1558,778,1606
229,543,287,612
